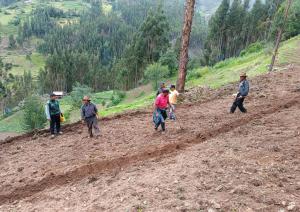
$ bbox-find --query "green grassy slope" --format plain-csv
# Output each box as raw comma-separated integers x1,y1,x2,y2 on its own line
0,110,24,133
187,35,300,89
0,0,91,77
65,35,300,123
1,51,45,77
0,35,299,133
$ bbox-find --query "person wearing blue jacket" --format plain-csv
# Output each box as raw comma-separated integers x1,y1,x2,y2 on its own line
81,96,100,138
230,72,250,113
45,93,62,138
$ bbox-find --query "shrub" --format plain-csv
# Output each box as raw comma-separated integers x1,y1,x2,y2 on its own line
9,17,20,26
22,95,47,131
144,63,169,90
4,63,13,71
115,90,126,99
26,54,31,61
188,58,201,70
187,69,202,81
213,59,233,69
111,95,122,106
70,82,92,108
159,49,178,76
137,91,145,98
8,35,16,49
240,42,264,57
264,42,274,55
63,110,70,122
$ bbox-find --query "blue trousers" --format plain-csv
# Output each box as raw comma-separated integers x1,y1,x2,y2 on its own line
153,108,167,131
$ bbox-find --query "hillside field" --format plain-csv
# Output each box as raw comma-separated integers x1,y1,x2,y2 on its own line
1,35,299,134
0,60,299,211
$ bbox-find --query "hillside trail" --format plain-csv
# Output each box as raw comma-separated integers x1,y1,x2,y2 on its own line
0,65,300,211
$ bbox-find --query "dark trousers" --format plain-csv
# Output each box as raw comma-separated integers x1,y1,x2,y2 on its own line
230,94,247,113
50,114,61,134
85,116,100,137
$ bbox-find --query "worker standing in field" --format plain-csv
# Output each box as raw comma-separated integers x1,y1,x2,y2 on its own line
45,93,63,139
169,84,179,120
230,72,250,113
156,82,166,96
81,96,100,138
153,89,171,132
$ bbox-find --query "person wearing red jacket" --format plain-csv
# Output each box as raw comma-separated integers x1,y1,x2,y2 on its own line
153,89,171,132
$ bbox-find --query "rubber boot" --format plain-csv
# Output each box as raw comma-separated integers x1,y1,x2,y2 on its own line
161,122,166,131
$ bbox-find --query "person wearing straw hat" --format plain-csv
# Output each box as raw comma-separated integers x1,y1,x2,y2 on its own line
81,96,100,138
230,72,249,113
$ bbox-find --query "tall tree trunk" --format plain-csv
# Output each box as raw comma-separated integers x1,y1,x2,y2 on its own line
269,0,293,72
176,0,196,93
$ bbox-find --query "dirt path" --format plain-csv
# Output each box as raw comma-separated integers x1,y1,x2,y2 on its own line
0,66,300,211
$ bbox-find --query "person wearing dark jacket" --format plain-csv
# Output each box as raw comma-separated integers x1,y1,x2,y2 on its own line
156,82,166,96
81,96,100,138
45,93,62,138
230,72,250,113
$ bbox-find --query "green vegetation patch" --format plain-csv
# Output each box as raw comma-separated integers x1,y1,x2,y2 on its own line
1,52,45,77
187,35,300,89
0,110,25,133
0,35,299,133
100,93,155,116
49,0,89,12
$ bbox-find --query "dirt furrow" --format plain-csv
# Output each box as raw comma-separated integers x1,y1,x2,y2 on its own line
0,110,150,146
0,95,299,205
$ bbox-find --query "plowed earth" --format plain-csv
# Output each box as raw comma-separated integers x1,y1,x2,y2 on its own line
0,67,300,211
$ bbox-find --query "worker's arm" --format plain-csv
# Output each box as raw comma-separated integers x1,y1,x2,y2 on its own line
80,106,85,121
95,111,100,119
167,96,171,108
57,100,61,114
94,104,100,119
153,97,159,112
153,104,158,113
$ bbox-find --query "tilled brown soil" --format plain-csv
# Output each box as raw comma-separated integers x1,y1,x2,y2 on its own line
0,67,300,211
0,132,20,141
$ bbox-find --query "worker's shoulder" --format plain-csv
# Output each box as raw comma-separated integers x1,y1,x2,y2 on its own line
156,93,163,99
86,102,98,109
241,79,249,85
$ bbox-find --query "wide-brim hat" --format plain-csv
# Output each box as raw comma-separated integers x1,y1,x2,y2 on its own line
240,72,247,77
82,96,91,101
